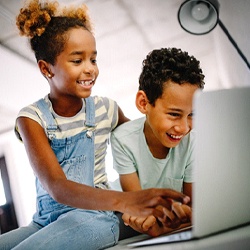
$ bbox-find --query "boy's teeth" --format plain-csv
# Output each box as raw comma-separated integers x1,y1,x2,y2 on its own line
169,134,183,139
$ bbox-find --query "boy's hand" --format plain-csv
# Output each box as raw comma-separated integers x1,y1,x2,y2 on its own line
122,213,159,235
158,202,192,228
122,202,192,237
171,202,192,224
122,213,154,232
119,188,190,219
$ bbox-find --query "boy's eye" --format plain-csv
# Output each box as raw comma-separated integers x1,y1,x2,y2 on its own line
168,113,180,117
188,112,194,117
91,59,97,64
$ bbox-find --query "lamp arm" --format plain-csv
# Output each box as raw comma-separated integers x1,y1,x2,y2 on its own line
218,19,250,70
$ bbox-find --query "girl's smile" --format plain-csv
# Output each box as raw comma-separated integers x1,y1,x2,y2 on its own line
49,28,98,97
45,28,98,116
77,78,96,88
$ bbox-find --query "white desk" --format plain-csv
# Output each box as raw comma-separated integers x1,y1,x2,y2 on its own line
109,224,250,250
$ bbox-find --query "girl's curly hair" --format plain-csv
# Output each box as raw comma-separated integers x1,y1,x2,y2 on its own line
16,0,93,65
139,48,205,105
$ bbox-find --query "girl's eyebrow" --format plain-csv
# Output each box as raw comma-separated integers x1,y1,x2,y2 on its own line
69,50,97,56
70,51,82,55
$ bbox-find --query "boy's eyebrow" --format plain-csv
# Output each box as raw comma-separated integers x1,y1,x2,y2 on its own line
167,108,194,114
167,108,183,112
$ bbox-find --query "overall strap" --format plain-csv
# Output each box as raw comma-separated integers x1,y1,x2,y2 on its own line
85,96,95,128
36,97,95,138
36,98,58,140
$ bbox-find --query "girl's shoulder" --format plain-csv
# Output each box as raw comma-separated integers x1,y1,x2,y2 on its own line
93,96,119,130
17,95,51,124
93,95,118,116
93,95,117,108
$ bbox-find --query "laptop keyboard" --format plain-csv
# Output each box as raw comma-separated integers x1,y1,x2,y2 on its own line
128,230,193,247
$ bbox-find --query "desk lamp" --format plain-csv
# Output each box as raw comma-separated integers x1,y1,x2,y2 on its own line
178,0,250,70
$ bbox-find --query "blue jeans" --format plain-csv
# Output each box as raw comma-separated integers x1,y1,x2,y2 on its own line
0,209,119,250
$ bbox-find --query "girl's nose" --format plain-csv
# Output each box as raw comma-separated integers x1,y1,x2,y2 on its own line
83,62,95,75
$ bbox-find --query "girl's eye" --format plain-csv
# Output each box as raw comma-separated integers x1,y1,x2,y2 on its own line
91,59,97,64
188,112,194,117
72,59,82,64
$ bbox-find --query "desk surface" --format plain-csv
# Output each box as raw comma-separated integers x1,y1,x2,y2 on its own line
110,224,250,250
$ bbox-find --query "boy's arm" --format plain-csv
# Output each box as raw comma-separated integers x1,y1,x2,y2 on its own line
120,172,142,191
183,182,192,205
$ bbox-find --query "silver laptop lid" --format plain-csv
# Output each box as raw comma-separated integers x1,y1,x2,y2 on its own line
193,87,250,238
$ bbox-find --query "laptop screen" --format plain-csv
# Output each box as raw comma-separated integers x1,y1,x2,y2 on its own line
192,87,250,237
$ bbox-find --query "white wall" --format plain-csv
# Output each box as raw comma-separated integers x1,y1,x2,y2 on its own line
0,45,46,226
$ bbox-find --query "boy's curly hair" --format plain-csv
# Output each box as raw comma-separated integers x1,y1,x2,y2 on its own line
16,0,93,65
139,48,205,105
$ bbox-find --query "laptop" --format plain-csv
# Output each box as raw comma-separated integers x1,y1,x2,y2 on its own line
128,87,250,247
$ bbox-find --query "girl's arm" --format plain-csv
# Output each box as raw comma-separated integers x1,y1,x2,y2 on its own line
17,117,188,218
117,106,130,126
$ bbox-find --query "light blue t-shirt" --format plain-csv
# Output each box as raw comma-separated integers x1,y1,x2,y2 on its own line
111,117,194,192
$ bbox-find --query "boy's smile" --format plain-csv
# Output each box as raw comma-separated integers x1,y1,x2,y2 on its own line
143,81,199,158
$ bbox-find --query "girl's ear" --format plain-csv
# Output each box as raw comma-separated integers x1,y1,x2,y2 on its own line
38,60,53,79
135,90,149,114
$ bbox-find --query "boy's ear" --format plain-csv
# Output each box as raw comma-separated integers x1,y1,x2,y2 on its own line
38,60,53,79
135,90,149,114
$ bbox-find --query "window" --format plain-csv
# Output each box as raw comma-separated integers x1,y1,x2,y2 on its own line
0,156,18,234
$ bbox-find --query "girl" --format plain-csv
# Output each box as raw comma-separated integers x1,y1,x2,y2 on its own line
0,1,189,249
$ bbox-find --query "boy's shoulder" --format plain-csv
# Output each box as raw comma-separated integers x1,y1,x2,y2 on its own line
112,116,145,138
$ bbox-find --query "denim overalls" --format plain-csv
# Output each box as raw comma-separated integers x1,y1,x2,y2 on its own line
33,97,96,226
1,97,119,250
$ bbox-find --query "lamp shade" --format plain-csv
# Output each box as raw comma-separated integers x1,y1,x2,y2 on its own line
178,0,219,35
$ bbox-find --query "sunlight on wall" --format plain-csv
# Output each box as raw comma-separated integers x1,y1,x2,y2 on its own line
0,131,36,226
0,169,7,206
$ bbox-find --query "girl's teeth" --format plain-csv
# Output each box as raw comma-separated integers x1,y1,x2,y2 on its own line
84,81,91,86
79,80,92,86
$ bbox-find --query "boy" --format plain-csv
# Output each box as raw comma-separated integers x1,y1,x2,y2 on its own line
111,47,205,237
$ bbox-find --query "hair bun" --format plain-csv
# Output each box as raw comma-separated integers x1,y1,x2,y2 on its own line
16,0,58,38
59,4,93,32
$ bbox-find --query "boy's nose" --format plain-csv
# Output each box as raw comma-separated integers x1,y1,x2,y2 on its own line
175,118,192,134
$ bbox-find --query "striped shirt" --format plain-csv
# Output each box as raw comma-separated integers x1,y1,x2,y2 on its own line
15,95,119,187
